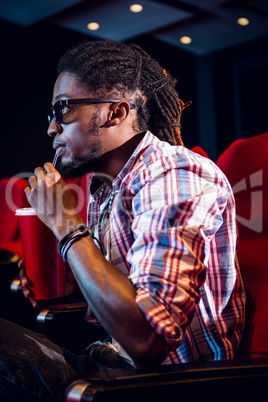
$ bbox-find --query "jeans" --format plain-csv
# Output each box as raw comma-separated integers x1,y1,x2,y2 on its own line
0,318,133,401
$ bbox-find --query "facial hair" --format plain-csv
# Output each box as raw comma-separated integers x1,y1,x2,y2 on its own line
57,110,102,180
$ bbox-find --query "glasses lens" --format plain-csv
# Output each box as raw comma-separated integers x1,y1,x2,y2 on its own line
48,102,62,125
48,107,54,124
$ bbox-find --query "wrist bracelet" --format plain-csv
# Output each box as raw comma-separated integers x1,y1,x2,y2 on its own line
58,224,87,255
58,224,92,262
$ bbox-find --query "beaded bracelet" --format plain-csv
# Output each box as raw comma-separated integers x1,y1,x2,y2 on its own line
58,224,92,262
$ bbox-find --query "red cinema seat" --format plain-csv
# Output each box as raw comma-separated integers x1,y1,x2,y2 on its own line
0,177,29,260
217,132,268,359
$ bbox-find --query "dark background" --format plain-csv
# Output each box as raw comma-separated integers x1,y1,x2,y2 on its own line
0,18,267,180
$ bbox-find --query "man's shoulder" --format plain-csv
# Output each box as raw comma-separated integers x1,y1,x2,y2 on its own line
136,134,211,173
126,134,228,190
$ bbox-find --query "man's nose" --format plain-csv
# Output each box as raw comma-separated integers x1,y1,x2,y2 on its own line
47,120,63,137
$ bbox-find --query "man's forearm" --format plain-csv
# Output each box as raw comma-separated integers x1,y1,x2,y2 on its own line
66,235,168,367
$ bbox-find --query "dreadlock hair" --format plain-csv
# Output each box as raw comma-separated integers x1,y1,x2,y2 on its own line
57,40,190,145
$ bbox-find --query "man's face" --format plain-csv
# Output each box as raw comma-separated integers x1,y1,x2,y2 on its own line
48,72,106,179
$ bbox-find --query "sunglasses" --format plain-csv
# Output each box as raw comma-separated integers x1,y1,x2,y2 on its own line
48,98,136,125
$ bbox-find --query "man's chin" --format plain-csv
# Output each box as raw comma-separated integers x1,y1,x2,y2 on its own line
57,157,100,180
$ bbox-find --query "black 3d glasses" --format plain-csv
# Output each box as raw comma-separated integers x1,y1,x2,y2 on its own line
48,98,136,125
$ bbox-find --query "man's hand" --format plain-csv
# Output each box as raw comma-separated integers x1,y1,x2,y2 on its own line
18,258,39,309
25,162,83,239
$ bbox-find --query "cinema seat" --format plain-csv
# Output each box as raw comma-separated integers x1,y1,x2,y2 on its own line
216,132,268,360
0,177,30,320
0,177,29,259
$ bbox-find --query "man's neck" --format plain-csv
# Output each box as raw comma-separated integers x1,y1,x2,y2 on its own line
96,131,146,186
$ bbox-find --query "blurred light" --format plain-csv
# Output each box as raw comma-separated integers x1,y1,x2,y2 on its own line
180,36,192,45
237,17,250,26
130,4,143,13
87,22,100,31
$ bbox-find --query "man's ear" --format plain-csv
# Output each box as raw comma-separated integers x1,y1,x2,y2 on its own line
106,101,130,127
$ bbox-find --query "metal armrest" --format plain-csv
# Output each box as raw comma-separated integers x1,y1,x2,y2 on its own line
10,278,21,294
36,302,108,352
64,358,268,402
36,302,88,328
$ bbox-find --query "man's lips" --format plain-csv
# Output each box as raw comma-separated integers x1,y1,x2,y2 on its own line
53,143,66,156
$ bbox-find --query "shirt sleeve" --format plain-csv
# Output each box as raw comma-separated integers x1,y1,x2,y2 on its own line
127,157,230,350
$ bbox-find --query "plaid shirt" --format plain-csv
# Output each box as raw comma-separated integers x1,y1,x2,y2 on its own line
86,131,245,364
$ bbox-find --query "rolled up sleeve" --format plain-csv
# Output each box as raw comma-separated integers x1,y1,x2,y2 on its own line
127,167,227,349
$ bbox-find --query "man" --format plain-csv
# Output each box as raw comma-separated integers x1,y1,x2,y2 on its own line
0,40,245,401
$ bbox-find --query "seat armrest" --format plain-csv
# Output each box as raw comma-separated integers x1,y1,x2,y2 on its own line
36,302,108,352
36,302,88,330
10,278,21,294
64,358,268,402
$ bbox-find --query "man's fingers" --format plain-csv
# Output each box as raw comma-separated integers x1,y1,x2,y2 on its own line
18,258,24,269
18,266,39,308
24,186,31,197
19,269,30,296
34,166,46,180
28,175,37,188
43,162,55,172
19,269,28,286
18,268,26,280
29,298,39,309
44,162,62,182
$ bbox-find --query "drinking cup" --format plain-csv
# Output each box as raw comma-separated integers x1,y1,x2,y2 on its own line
16,208,65,300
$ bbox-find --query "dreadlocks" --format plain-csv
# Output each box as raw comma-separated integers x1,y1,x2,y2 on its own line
57,40,188,145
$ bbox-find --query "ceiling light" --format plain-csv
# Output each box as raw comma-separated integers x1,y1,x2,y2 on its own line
237,17,250,26
130,4,143,13
87,22,100,31
180,36,192,45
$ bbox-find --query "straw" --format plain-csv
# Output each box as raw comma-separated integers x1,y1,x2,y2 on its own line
52,152,58,167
